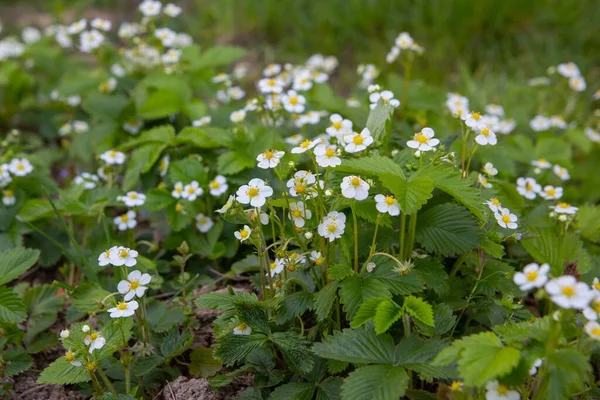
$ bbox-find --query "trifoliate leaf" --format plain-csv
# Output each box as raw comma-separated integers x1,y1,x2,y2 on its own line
275,291,314,324
0,247,39,285
328,264,355,281
37,357,90,384
350,297,385,329
341,364,408,400
0,287,27,323
314,282,338,322
379,173,434,215
271,332,315,374
269,382,315,400
403,296,434,327
374,298,403,334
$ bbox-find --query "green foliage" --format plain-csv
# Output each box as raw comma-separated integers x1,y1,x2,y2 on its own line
189,347,223,378
402,296,435,327
341,365,408,400
0,287,27,323
0,247,40,285
38,357,91,384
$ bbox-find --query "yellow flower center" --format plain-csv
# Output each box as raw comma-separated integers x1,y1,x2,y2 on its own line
237,323,248,330
289,97,298,105
109,150,116,158
175,186,183,193
4,190,14,197
270,262,278,270
332,121,342,130
89,332,98,340
558,202,569,209
385,196,395,205
327,223,337,233
210,180,220,189
66,351,74,361
300,140,312,149
526,271,538,282
481,177,488,185
267,79,276,86
315,258,323,266
247,187,259,197
497,385,508,395
130,193,137,199
264,150,274,159
501,215,511,223
121,214,129,222
292,209,303,218
119,250,128,258
352,135,364,145
187,186,196,194
592,328,600,336
130,280,140,290
472,112,481,120
414,132,428,144
561,286,575,297
491,198,501,206
538,158,547,164
595,283,600,291
481,128,490,137
295,184,306,194
450,381,462,391
525,182,532,191
325,148,336,157
240,229,249,239
17,163,24,170
117,302,127,310
350,177,361,187
593,301,600,313
546,188,556,196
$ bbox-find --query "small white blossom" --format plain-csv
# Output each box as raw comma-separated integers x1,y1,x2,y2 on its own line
344,128,373,153
318,211,346,242
182,181,204,201
483,162,498,176
117,191,146,207
114,210,137,231
9,158,33,176
289,201,312,228
516,177,541,200
485,381,520,400
341,176,370,201
257,149,285,169
406,127,439,152
495,208,518,229
84,331,106,353
100,150,126,165
513,263,549,291
118,270,151,301
195,213,214,233
209,175,228,196
545,275,592,310
550,202,578,215
539,185,563,200
553,165,570,181
110,246,139,267
108,300,139,318
314,144,341,168
236,178,273,207
234,225,252,242
233,323,252,335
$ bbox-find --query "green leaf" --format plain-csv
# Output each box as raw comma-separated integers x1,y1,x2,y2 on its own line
314,282,338,322
522,228,590,275
350,297,384,329
275,291,314,324
338,156,405,179
271,332,315,374
195,292,239,310
174,127,224,148
544,349,591,400
316,377,343,400
137,89,182,119
367,255,424,295
269,382,315,400
37,357,90,384
374,298,403,334
122,143,167,190
339,275,390,319
341,365,408,400
0,247,40,285
328,264,355,281
366,102,394,141
217,151,255,175
189,347,222,378
415,204,481,257
119,125,175,150
577,205,600,243
394,336,455,379
313,324,396,364
3,348,33,377
71,282,111,313
215,333,269,366
142,188,176,211
190,45,247,69
82,93,128,120
231,255,260,274
534,137,572,165
160,328,193,359
0,287,27,323
169,157,208,185
379,173,433,215
403,296,434,326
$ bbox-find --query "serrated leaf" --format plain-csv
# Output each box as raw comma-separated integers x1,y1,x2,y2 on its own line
394,336,455,379
3,348,33,377
577,205,600,243
119,125,175,150
190,45,247,69
544,349,591,400
195,292,237,310
271,332,315,374
71,282,111,313
215,333,269,366
366,102,394,141
168,157,208,185
217,151,255,175
351,297,385,329
415,204,481,257
374,298,403,334
328,264,355,281
367,255,424,295
341,365,408,400
122,143,166,190
189,347,222,378
174,127,224,148
275,291,313,324
379,173,433,215
37,357,90,384
0,287,27,323
403,296,434,326
160,328,193,359
315,282,338,322
522,227,590,275
269,382,314,400
338,156,405,179
339,275,390,319
0,247,39,285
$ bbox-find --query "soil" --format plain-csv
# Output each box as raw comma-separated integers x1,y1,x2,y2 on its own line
14,374,85,400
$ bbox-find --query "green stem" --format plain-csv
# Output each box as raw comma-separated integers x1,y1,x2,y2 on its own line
405,212,418,260
96,368,117,395
399,213,406,259
351,202,359,272
464,144,479,178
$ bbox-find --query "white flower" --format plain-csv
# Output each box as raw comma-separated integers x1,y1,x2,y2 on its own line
258,77,284,94
110,246,138,267
531,158,551,169
98,247,117,266
79,29,104,53
182,181,204,201
289,201,312,228
9,158,33,176
344,128,373,153
82,325,90,333
59,124,72,137
293,71,313,91
516,177,541,200
569,76,586,92
228,86,246,100
282,90,306,113
60,329,70,339
118,270,151,301
478,174,492,189
195,213,214,233
84,331,106,354
118,191,146,207
114,210,137,231
556,62,581,78
236,178,273,207
475,127,497,146
497,119,516,135
154,28,177,47
374,194,400,216
263,63,281,77
108,300,139,318
286,171,316,197
583,295,600,321
550,202,578,215
90,18,111,32
22,27,41,44
163,3,182,17
485,197,502,213
495,207,518,229
395,32,414,49
234,225,252,242
74,172,99,190
585,321,600,340
230,109,246,123
123,119,143,135
291,138,320,154
246,209,269,225
2,190,15,206
529,358,543,376
406,127,439,152
257,149,285,169
585,127,600,143
553,165,570,181
485,104,504,117
369,90,400,109
172,182,184,199
304,231,313,240
233,323,252,335
285,134,304,145
209,175,228,196
530,115,551,131
463,111,485,129
161,49,181,64
483,162,498,176
549,115,567,129
513,263,549,291
341,176,370,201
193,116,212,127
216,195,235,214
326,114,352,138
212,73,230,84
318,211,346,242
539,185,563,200
310,251,324,266
100,150,126,165
485,380,520,400
314,144,341,168
139,0,162,16
547,275,593,310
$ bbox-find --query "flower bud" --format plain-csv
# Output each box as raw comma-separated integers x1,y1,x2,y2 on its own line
366,262,376,273
304,231,313,240
82,325,90,333
60,329,70,339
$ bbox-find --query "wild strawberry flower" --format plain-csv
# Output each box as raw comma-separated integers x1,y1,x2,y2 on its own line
291,138,320,154
79,29,105,53
182,181,203,201
230,109,246,123
172,182,184,199
195,213,214,233
193,116,212,127
344,128,373,153
139,0,162,16
529,358,543,376
539,185,563,200
263,63,282,77
114,210,137,231
234,225,252,242
108,300,139,318
531,158,551,169
65,350,82,367
163,3,182,17
475,126,498,146
549,115,567,129
289,201,312,228
318,211,346,242
117,191,146,207
208,175,228,197
569,76,586,92
550,202,578,215
314,144,341,168
258,77,284,94
553,165,570,181
118,270,151,301
545,275,592,310
246,209,270,225
486,197,502,213
485,380,520,400
478,174,492,189
236,178,273,207
282,90,306,113
100,150,126,165
2,190,15,206
530,115,551,131
557,62,581,78
84,330,106,353
9,158,33,176
516,177,541,200
310,251,324,266
216,195,235,214
585,321,600,340
406,127,439,152
585,127,600,142
483,162,498,176
257,149,285,169
485,104,505,117
326,114,352,137
495,207,518,229
583,295,600,321
374,194,400,216
109,246,138,267
513,263,549,291
463,111,485,129
267,259,285,277
233,323,252,335
369,90,400,109
285,134,304,145
341,176,370,200
287,171,317,197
